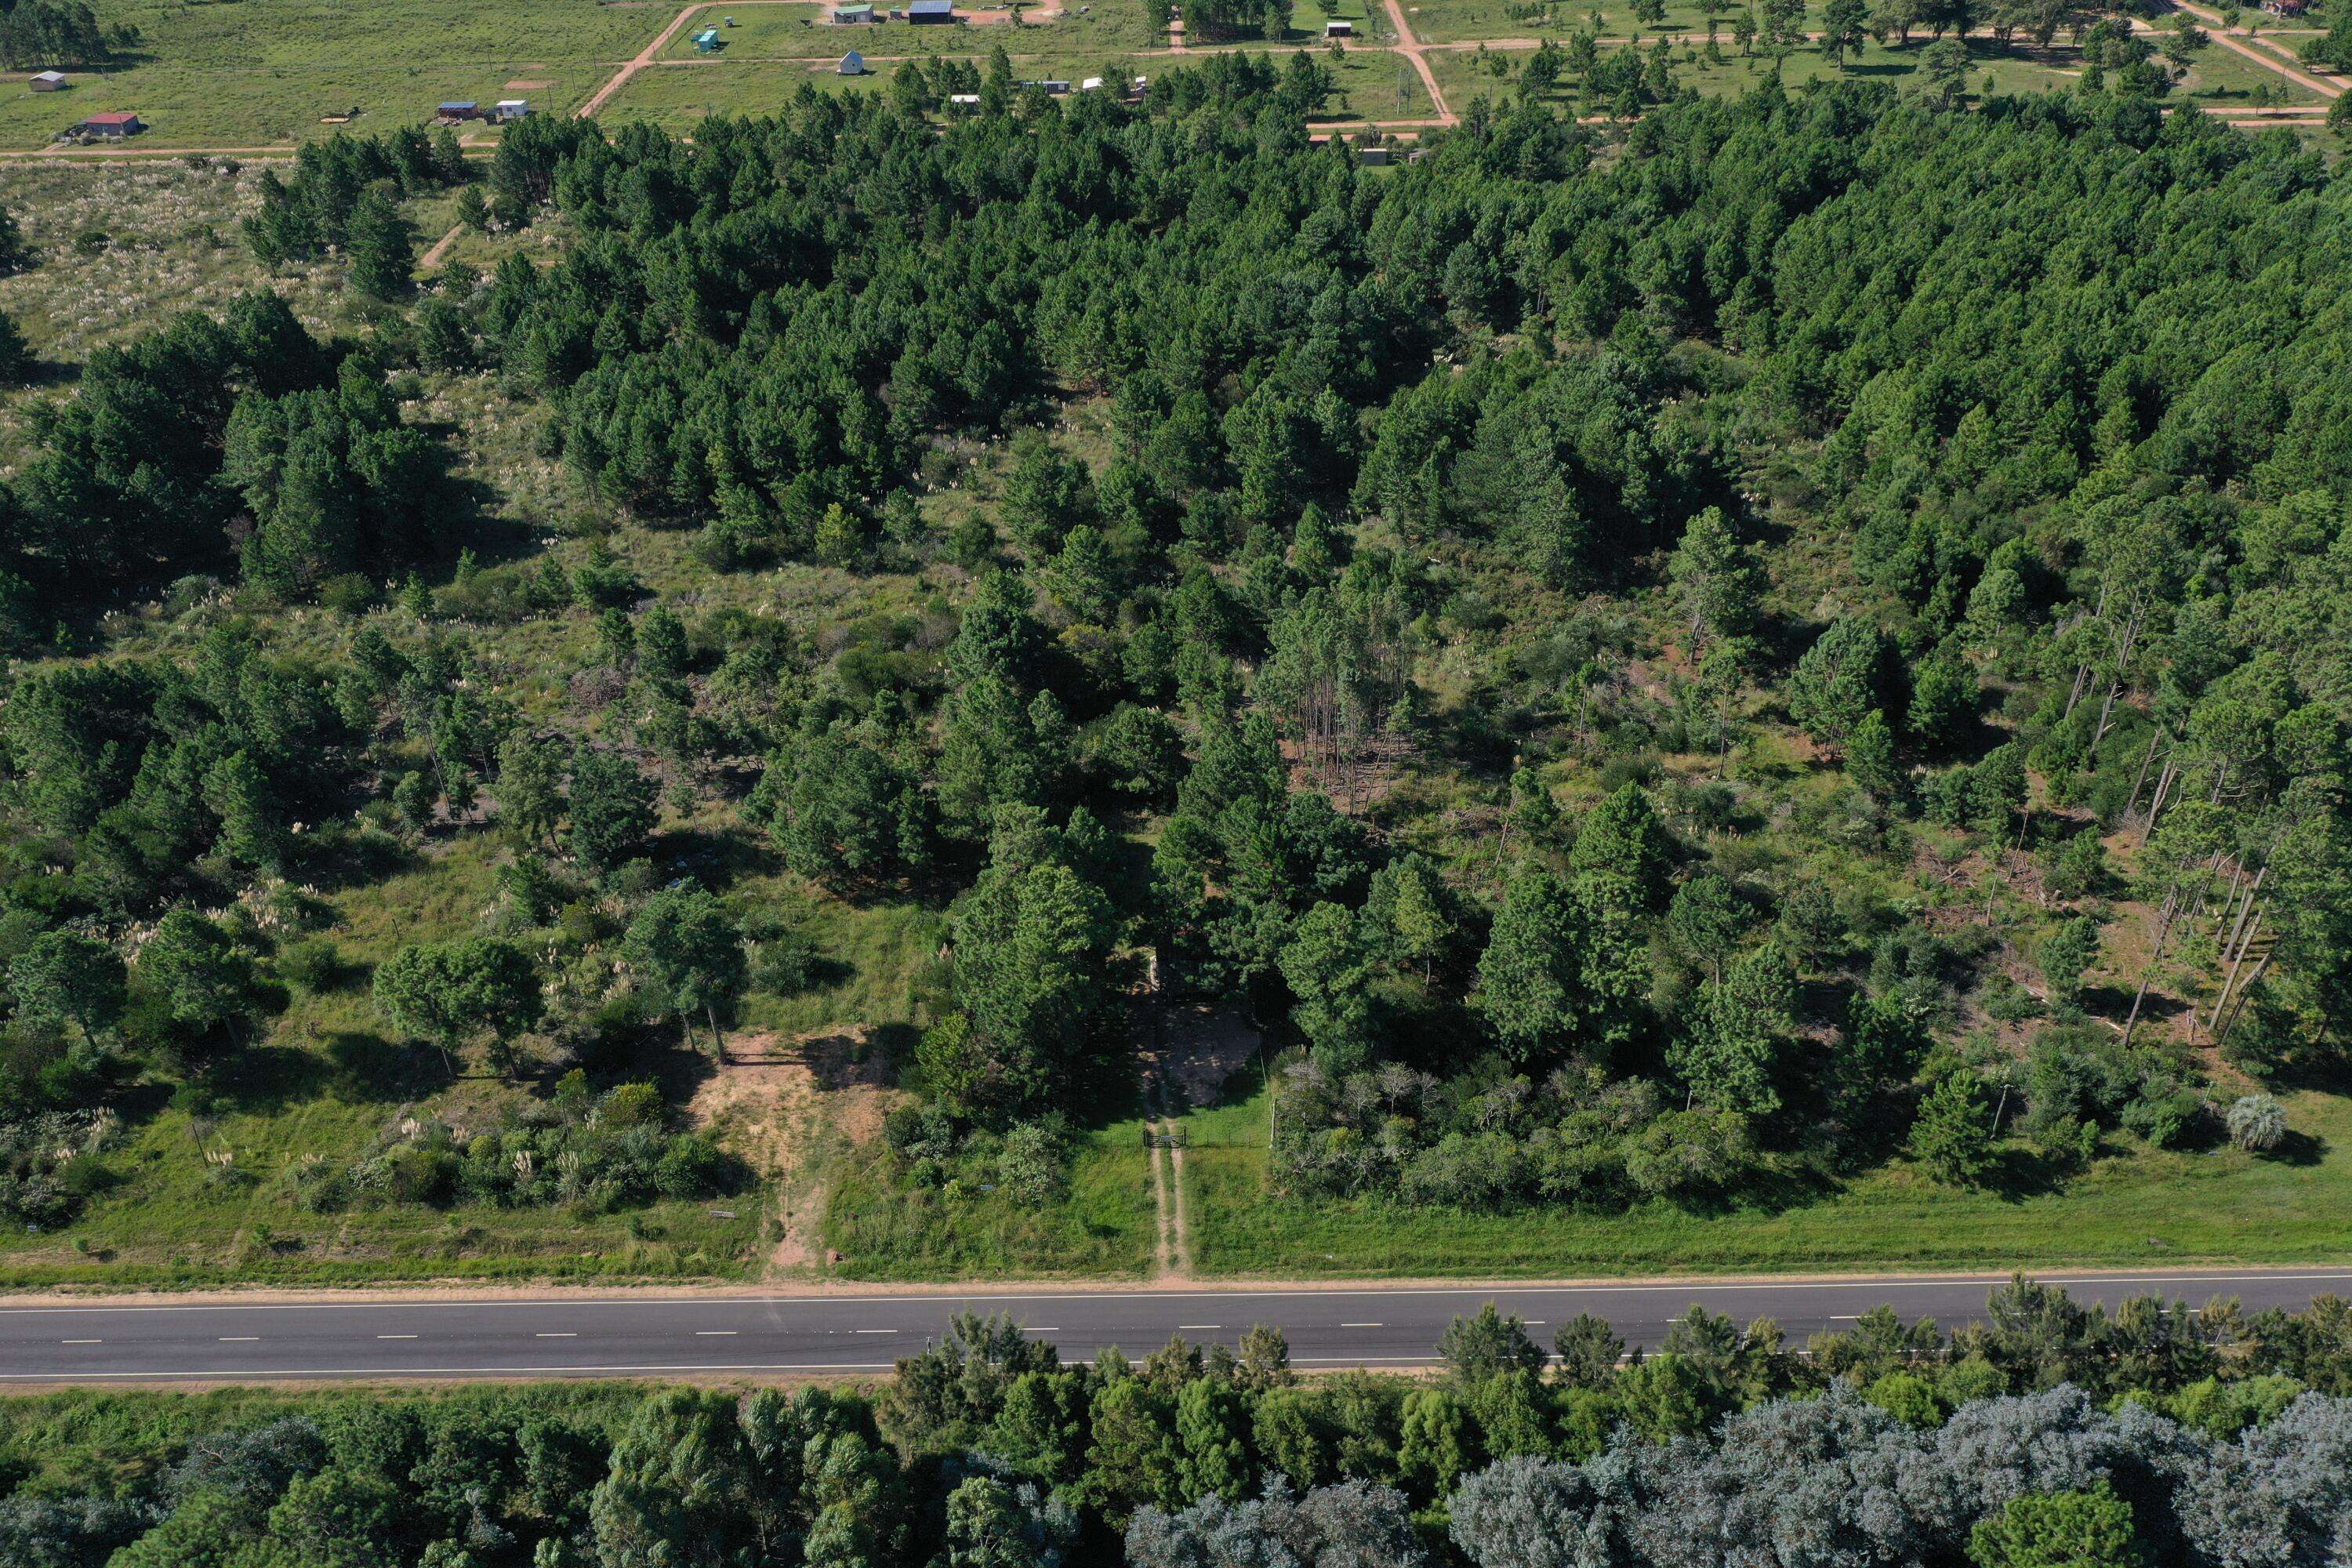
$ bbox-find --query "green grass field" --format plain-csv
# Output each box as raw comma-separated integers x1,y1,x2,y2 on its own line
1402,0,1788,45
664,2,1164,60
0,0,669,149
1287,0,1385,42
1175,1083,2352,1279
601,42,1429,124
1423,35,2111,117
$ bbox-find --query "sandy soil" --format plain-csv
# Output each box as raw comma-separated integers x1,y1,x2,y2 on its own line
687,1026,894,1277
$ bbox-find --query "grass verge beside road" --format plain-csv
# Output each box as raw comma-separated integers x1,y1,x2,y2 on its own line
1179,1086,2352,1279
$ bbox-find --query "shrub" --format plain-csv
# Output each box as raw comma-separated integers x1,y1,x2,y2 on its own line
2226,1093,2287,1152
276,938,354,993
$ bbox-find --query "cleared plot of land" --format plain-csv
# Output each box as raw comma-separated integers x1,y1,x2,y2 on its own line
601,44,1431,124
1178,1083,2352,1279
666,2,1165,59
1285,0,1386,42
0,0,659,150
1402,37,2267,120
2174,42,2330,107
1403,0,1786,45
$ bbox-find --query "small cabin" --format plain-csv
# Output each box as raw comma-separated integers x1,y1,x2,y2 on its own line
1080,75,1104,91
1324,17,1353,35
437,100,480,121
839,49,866,74
908,0,955,20
80,110,140,136
1356,144,1390,166
492,99,531,121
832,2,873,20
693,25,723,49
29,71,66,92
948,92,980,105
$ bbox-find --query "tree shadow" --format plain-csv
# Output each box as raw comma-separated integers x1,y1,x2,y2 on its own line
295,823,416,892
658,823,781,887
18,356,78,391
212,1044,332,1113
2257,1129,2326,1169
1975,1145,2079,1200
321,1029,445,1103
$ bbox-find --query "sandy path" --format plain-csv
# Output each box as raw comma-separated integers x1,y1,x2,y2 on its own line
580,0,711,118
2147,3,2343,98
1381,0,1455,125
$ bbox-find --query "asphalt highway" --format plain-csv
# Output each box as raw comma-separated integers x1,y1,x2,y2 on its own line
2,1269,2349,1382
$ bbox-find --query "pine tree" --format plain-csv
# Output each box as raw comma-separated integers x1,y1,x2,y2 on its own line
1909,1071,1994,1186
345,187,415,299
1668,506,1762,654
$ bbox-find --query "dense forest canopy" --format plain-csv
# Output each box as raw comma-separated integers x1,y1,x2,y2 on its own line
0,65,2347,1224
0,27,2343,1568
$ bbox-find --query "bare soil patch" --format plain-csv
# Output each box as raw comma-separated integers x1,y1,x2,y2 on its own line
690,1027,896,1276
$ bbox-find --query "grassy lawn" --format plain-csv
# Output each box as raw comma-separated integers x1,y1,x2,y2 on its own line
822,1116,1158,1279
2176,42,2328,107
1177,1083,2352,1279
1287,0,1385,43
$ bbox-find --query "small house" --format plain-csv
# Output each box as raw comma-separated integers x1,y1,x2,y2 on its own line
908,0,956,20
79,110,140,137
948,92,980,104
1080,75,1104,91
2263,0,2309,13
839,49,866,73
1040,78,1071,94
832,2,873,20
1324,17,1352,35
492,99,531,121
693,25,723,49
1356,144,1389,166
29,71,67,92
437,100,479,120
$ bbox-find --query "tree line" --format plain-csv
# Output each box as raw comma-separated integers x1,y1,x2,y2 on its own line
5,1278,2352,1566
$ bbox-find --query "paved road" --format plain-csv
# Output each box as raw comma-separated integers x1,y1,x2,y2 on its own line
1,1269,2348,1382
